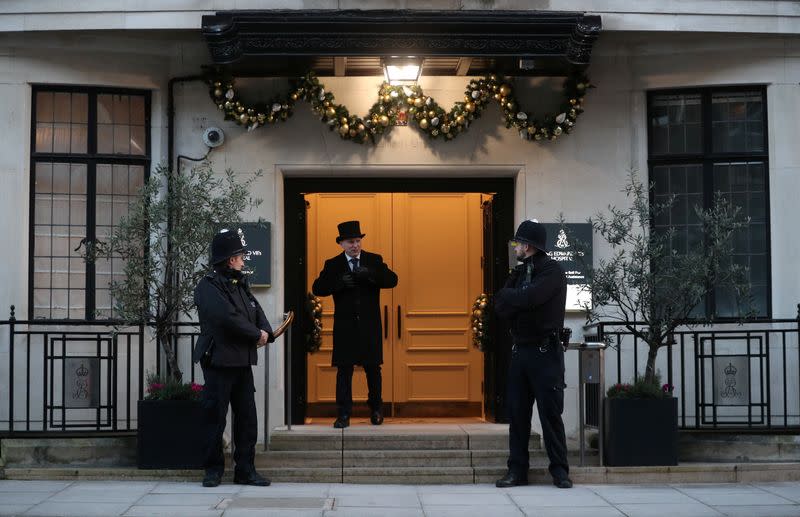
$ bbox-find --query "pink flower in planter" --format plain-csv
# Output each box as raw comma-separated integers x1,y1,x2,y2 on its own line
190,383,203,393
662,383,674,393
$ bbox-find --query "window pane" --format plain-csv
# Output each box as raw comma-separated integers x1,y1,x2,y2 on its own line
113,125,130,154
711,92,764,153
71,93,88,124
53,92,71,123
36,92,54,123
35,123,54,152
650,93,702,155
130,125,146,156
130,96,145,125
97,124,113,154
97,94,113,124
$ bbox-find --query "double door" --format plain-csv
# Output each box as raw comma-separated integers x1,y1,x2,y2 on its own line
305,192,485,417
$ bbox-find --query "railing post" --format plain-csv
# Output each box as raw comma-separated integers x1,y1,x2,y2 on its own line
8,305,15,433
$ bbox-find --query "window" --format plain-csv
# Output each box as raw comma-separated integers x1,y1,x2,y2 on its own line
648,88,770,318
30,86,150,320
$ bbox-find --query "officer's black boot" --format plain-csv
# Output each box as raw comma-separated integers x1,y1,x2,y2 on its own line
202,471,222,488
553,476,573,489
333,414,350,428
495,470,528,488
234,469,270,486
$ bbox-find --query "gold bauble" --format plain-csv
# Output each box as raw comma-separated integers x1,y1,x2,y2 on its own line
217,103,225,110
506,102,515,111
456,115,465,125
419,119,430,129
325,107,336,118
213,81,222,88
323,100,331,107
383,94,391,103
442,124,451,133
238,113,248,124
379,115,390,127
213,88,223,98
224,100,233,109
489,74,498,82
247,108,254,115
427,110,435,118
267,115,275,123
494,93,501,101
479,301,487,309
236,105,245,114
291,93,299,101
569,109,577,118
499,84,512,97
527,126,535,134
339,124,349,135
569,98,577,105
464,95,471,103
257,113,266,123
413,97,424,108
465,103,475,113
554,126,563,135
340,117,348,125
357,124,365,132
349,129,357,137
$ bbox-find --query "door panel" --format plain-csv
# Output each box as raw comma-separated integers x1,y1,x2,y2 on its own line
305,193,393,409
305,192,483,417
391,193,484,414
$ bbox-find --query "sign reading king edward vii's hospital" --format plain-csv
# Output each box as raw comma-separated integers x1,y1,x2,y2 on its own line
224,222,271,287
543,223,592,311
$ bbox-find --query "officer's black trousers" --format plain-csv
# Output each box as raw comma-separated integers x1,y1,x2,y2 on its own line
506,345,569,481
200,365,258,476
336,364,382,417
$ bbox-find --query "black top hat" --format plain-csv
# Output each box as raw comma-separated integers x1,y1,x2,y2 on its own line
514,220,547,252
210,229,248,265
336,221,366,243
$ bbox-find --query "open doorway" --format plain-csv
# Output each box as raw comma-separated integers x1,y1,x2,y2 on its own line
284,178,515,425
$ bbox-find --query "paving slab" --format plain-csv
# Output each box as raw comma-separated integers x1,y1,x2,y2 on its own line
517,507,625,517
510,487,611,507
420,492,514,506
123,506,223,517
711,505,800,517
615,502,724,517
323,508,425,517
423,506,525,517
23,501,133,516
0,505,34,516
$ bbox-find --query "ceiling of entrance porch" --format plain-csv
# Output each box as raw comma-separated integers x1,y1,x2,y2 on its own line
201,10,601,78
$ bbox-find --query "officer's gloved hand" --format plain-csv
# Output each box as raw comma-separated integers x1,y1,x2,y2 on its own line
341,272,356,289
353,266,374,284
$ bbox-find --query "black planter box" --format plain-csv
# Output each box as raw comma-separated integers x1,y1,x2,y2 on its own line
603,397,678,466
137,399,209,469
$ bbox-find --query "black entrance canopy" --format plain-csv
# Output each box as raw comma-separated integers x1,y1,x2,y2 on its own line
201,10,601,77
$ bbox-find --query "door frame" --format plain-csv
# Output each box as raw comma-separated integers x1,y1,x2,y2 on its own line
284,177,515,424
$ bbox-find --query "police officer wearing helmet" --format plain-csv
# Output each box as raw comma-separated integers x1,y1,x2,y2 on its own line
193,229,274,488
494,220,572,489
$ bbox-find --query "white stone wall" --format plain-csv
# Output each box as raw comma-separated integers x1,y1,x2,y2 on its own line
1,27,799,440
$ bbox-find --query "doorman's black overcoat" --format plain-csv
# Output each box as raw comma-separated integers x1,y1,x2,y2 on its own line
312,251,398,367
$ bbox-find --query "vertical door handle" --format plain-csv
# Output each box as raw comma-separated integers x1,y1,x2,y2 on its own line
397,305,402,339
384,305,388,340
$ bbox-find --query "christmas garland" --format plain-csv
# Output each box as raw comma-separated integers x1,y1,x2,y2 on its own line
471,293,492,352
207,71,592,145
306,292,323,353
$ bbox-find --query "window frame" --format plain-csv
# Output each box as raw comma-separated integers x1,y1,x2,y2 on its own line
646,85,772,319
29,84,152,321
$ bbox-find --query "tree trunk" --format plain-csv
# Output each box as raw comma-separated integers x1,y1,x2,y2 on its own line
644,342,660,385
157,329,182,382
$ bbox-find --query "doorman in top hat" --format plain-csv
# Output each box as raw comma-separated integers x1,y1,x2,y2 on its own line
193,229,274,488
494,219,572,489
312,221,398,428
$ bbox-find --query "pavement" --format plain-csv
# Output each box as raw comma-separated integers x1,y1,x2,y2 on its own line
3,480,800,516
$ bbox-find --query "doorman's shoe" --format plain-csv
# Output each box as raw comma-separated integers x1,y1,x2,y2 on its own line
553,476,573,489
370,410,384,425
333,415,350,429
202,471,221,488
495,471,528,488
234,470,270,486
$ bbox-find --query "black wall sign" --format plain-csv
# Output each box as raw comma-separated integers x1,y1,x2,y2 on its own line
227,222,271,287
543,223,593,311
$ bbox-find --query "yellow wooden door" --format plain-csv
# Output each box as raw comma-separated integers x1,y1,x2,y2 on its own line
390,193,484,416
305,193,393,412
305,192,484,417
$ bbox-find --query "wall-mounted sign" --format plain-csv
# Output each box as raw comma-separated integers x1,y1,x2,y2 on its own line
228,222,271,287
508,223,592,312
64,357,100,408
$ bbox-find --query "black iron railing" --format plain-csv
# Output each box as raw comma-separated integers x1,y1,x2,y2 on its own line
592,306,800,431
0,306,200,437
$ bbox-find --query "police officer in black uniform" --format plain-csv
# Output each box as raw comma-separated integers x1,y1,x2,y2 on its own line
193,229,274,488
494,220,572,489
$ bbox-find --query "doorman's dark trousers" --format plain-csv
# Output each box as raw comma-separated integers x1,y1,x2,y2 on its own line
200,365,258,476
506,344,570,481
336,364,382,417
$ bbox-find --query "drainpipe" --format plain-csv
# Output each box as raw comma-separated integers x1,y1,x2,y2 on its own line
167,75,205,174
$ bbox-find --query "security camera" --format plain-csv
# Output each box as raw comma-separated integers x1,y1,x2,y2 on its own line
203,127,225,148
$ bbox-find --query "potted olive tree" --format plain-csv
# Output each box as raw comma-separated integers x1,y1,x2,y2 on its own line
569,170,753,466
88,162,261,468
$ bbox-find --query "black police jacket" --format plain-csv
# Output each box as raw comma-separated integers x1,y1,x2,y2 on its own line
193,269,274,367
311,251,398,367
494,252,567,346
